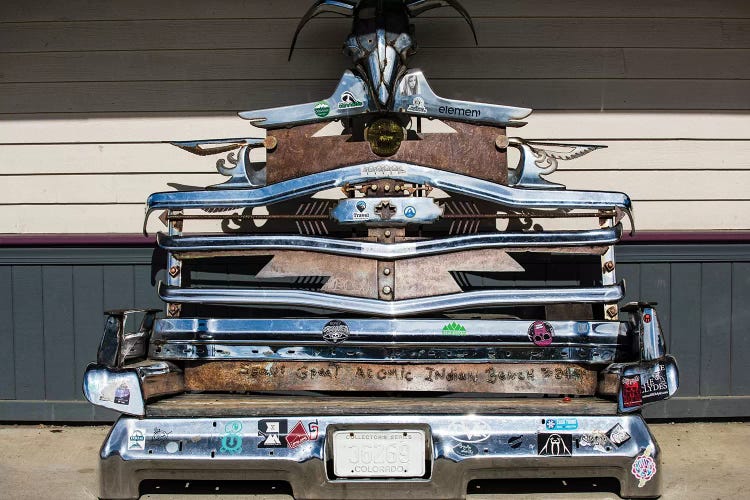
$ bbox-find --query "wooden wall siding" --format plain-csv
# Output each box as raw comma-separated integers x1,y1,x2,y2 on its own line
0,0,748,234
0,244,749,421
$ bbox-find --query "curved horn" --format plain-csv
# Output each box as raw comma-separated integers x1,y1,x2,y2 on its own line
289,0,357,60
406,0,478,44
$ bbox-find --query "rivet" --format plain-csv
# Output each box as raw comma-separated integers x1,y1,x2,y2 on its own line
169,265,181,277
384,230,392,237
383,268,391,276
382,286,392,295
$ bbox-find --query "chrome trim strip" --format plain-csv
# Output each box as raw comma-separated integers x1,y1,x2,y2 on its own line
157,282,625,317
145,162,631,233
157,224,622,258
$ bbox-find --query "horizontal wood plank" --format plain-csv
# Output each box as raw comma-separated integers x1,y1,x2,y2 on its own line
6,48,750,83
4,1,748,22
3,19,749,53
2,79,749,114
146,393,619,418
2,113,748,143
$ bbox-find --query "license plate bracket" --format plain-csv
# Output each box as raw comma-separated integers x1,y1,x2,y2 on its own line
331,429,428,479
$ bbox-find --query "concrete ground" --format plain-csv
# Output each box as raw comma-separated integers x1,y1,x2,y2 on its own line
1,422,747,500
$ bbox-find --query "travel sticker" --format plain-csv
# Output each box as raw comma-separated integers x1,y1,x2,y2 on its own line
453,443,478,457
538,433,572,456
258,419,287,448
322,320,350,344
113,382,130,405
286,420,319,449
622,375,643,408
442,322,467,336
128,430,145,451
404,206,417,218
607,424,631,447
545,418,578,431
448,419,491,443
220,421,243,455
338,91,364,110
632,445,657,487
314,101,331,117
528,321,554,347
579,432,611,453
641,362,670,404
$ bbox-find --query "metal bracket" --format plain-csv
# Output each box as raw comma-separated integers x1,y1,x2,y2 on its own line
507,138,605,189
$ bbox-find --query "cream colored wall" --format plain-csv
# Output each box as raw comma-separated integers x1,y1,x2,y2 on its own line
1,1,748,234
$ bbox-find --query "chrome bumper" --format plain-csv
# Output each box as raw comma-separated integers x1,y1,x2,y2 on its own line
99,413,661,499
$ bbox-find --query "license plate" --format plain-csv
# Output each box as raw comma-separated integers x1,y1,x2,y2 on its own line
332,429,426,478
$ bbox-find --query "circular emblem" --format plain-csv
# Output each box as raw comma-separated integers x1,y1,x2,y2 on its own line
314,101,331,117
528,320,554,347
453,443,478,457
322,320,350,344
404,206,416,218
631,454,657,484
356,201,367,213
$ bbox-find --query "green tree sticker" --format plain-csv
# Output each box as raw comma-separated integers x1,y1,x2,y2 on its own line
442,322,467,336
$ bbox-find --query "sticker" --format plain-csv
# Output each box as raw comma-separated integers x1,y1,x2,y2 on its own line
607,424,631,447
322,320,350,344
286,420,319,449
314,101,330,118
538,433,572,457
632,445,657,487
258,420,288,448
453,443,478,457
622,375,643,408
128,430,145,451
113,382,130,405
165,441,180,454
442,322,467,336
356,201,367,213
448,420,491,443
528,321,554,347
407,96,427,114
545,418,578,431
220,421,243,455
360,164,408,177
338,91,364,110
400,74,420,96
404,206,417,218
153,427,172,441
579,432,610,453
641,362,669,404
438,105,480,118
508,435,523,449
575,322,590,334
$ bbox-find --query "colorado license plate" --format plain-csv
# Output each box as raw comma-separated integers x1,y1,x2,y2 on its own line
332,429,426,478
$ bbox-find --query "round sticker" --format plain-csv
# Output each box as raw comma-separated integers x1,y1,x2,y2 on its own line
528,321,554,347
314,101,331,117
322,320,350,344
632,453,657,485
404,206,417,218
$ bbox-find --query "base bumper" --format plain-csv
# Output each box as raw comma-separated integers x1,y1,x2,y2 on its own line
99,413,660,499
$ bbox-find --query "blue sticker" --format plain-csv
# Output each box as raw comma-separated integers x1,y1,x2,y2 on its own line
404,206,416,218
576,322,590,334
545,418,578,431
356,201,367,213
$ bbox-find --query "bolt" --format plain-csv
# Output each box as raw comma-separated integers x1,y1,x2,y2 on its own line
382,286,392,295
606,306,618,318
395,185,402,192
371,184,378,191
384,230,392,237
495,135,510,149
383,268,391,276
603,261,615,272
384,184,390,192
169,265,181,277
403,189,411,196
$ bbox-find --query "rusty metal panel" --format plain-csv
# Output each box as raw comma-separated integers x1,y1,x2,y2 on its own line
184,361,598,395
267,121,508,184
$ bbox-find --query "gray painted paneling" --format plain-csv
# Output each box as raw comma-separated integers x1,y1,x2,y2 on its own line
669,264,702,397
0,266,15,399
11,266,45,400
42,266,76,400
731,262,750,396
73,266,104,402
700,263,733,396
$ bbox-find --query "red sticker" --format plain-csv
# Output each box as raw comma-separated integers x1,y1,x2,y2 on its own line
528,321,554,347
643,313,652,323
286,420,320,449
622,375,643,408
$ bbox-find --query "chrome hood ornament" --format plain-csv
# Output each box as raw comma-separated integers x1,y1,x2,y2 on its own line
290,0,477,107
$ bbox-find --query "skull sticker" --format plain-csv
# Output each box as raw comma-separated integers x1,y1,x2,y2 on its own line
528,321,554,347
